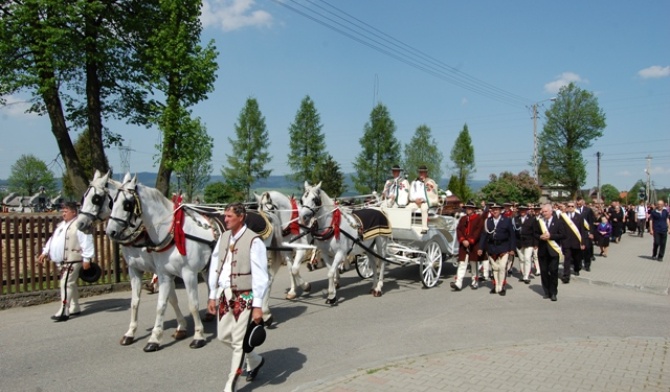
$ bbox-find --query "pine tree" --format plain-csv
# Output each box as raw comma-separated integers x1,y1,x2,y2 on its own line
314,154,347,197
353,103,401,194
450,124,476,200
287,96,326,186
222,98,272,201
403,124,443,184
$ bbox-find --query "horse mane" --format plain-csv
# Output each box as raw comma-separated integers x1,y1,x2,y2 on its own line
137,183,172,211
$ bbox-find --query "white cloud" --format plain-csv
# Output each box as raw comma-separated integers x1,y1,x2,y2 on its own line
461,97,468,106
638,65,670,79
617,170,631,177
650,165,670,175
201,0,272,32
544,72,588,94
0,95,33,117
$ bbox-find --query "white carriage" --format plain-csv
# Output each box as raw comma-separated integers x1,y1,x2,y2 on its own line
353,204,459,288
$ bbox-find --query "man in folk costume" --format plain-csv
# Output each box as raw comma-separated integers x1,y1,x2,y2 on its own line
576,196,596,270
207,203,269,392
560,200,587,283
37,201,94,322
409,165,439,234
534,203,566,301
451,200,484,290
478,202,516,295
382,164,410,208
512,204,537,284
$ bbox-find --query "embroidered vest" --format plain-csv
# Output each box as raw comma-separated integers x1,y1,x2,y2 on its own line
218,229,260,292
64,221,83,262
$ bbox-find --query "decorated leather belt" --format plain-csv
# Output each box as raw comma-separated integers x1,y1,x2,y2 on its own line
218,289,252,321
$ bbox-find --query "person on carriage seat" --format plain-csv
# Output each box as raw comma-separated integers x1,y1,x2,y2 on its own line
409,165,439,234
382,164,410,208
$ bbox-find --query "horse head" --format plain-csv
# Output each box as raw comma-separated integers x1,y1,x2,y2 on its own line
105,174,143,242
77,170,115,233
299,181,324,226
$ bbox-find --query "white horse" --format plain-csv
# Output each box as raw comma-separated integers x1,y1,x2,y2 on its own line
76,170,193,351
299,181,390,305
255,191,313,300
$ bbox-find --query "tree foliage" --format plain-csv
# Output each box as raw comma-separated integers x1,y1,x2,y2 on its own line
174,117,213,203
8,155,57,196
403,124,443,183
600,184,620,204
538,82,606,196
478,170,540,205
314,154,347,197
287,96,326,186
353,103,401,194
203,181,243,204
450,123,475,200
222,98,272,201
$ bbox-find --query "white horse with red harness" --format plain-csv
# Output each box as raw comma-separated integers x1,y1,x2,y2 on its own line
255,190,315,300
76,170,193,351
299,181,391,305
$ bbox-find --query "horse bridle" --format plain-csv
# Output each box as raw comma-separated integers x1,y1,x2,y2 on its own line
109,186,145,243
80,185,113,222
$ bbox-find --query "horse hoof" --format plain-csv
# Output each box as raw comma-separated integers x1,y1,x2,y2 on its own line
143,343,160,352
172,330,187,340
264,316,274,328
189,339,206,349
304,283,312,292
120,336,134,346
335,283,340,289
372,290,382,297
307,263,313,271
286,292,297,300
202,312,215,323
325,297,338,306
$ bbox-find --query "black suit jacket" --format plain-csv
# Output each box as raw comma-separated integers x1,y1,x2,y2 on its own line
534,213,566,258
479,216,516,254
578,205,595,234
560,212,587,249
513,215,537,248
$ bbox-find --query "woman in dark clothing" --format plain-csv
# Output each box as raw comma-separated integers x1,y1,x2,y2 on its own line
626,205,637,232
595,216,612,257
609,205,624,243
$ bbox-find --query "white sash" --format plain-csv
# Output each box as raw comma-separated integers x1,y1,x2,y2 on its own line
561,213,582,243
538,219,563,260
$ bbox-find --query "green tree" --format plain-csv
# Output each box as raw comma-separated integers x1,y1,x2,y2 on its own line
222,98,272,201
450,124,475,201
478,170,540,205
353,103,401,194
203,181,242,204
174,117,213,203
403,124,443,182
627,179,646,202
8,155,57,196
314,154,347,197
146,0,218,195
538,82,606,196
287,96,326,185
600,184,620,204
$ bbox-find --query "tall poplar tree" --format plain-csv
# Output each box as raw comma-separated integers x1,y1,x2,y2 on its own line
287,96,326,185
403,124,443,183
223,98,272,201
353,103,401,194
450,124,476,200
539,82,606,197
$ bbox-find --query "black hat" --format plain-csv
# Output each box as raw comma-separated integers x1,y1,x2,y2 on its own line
79,262,102,283
464,200,476,208
489,202,503,209
518,204,530,210
418,165,428,172
503,202,513,207
62,201,79,211
532,204,542,210
243,322,266,353
390,164,402,171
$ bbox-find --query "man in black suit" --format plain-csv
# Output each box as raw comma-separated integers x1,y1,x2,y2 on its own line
478,202,516,296
534,203,566,301
576,196,595,271
560,201,587,283
513,204,537,284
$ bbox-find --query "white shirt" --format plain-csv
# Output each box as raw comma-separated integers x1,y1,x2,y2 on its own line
208,225,269,308
42,219,95,264
636,205,647,219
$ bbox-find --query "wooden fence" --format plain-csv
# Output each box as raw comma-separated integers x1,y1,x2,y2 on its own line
1,213,126,295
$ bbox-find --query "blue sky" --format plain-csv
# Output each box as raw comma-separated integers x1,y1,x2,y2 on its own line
1,0,669,194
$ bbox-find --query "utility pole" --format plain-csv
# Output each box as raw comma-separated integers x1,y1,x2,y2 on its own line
646,155,652,202
596,151,602,203
532,103,539,183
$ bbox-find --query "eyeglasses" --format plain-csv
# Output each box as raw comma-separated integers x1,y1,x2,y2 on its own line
567,205,575,208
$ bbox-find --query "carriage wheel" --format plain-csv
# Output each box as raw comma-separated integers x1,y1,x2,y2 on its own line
420,241,442,288
355,254,373,279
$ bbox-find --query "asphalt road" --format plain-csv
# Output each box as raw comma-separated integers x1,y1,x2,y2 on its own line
1,236,668,392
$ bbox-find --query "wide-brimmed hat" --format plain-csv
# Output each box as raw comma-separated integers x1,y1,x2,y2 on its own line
518,204,530,210
79,262,102,283
243,321,267,353
464,200,477,208
489,202,503,209
390,164,402,171
532,203,542,210
418,165,428,172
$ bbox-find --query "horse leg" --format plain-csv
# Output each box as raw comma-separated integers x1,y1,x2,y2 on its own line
120,268,142,346
325,249,344,305
181,270,206,349
262,250,281,327
167,279,188,341
285,253,298,300
286,249,310,300
144,275,170,352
